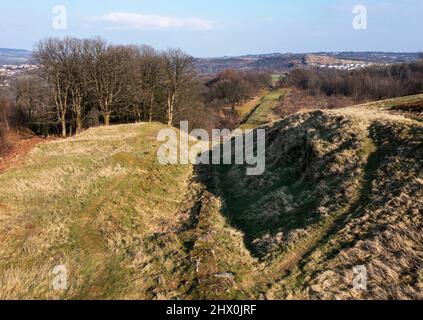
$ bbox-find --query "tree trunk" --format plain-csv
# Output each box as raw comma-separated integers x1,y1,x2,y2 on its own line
149,96,154,123
2,110,9,132
167,94,175,126
61,117,66,138
167,103,173,126
76,112,83,134
136,108,142,123
103,112,111,126
149,87,155,123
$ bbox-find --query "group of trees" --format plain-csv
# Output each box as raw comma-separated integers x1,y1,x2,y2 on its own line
10,37,198,138
205,69,271,110
2,37,273,140
4,36,422,146
283,61,423,102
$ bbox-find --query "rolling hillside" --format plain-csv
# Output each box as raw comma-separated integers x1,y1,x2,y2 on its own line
0,95,422,299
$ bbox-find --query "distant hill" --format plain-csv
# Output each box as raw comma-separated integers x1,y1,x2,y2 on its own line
194,53,304,74
195,52,421,74
0,47,420,72
0,48,32,64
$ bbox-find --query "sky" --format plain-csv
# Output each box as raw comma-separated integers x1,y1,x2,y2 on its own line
1,0,422,57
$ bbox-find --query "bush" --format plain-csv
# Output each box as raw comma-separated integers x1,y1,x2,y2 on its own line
205,69,272,108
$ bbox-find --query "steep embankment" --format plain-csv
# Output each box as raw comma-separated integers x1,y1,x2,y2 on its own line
208,95,423,299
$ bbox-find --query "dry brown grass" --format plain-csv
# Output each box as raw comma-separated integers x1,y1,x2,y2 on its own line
275,88,356,118
0,123,195,299
0,93,422,300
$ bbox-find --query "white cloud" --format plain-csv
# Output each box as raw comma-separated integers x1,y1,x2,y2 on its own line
87,12,216,31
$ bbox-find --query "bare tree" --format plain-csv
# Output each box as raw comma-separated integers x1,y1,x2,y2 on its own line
84,39,133,126
0,98,10,133
0,86,11,154
137,46,163,122
67,38,88,134
162,48,195,126
34,38,73,137
0,73,6,89
13,74,55,134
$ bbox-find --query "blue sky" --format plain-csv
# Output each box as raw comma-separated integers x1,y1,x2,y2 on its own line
1,0,422,57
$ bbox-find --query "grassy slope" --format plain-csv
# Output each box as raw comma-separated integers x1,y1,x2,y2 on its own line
0,93,422,300
212,93,423,299
0,123,197,299
0,123,258,300
354,93,423,110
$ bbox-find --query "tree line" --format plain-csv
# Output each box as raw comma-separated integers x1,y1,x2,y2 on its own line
30,37,200,137
0,37,272,141
281,61,423,102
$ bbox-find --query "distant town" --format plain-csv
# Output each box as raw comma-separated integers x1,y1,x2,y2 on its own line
312,61,388,71
0,64,38,87
0,49,421,87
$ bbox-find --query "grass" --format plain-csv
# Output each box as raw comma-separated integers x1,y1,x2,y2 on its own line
355,93,423,110
271,74,283,86
0,93,421,300
206,94,423,299
0,122,262,300
235,89,270,119
0,123,195,299
239,88,287,130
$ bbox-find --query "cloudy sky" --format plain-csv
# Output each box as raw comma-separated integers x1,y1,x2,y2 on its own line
1,0,422,57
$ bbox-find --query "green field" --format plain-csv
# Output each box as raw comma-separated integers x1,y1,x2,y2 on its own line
240,88,287,129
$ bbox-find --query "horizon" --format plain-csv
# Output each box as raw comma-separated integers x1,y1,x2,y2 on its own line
1,0,423,57
0,47,421,60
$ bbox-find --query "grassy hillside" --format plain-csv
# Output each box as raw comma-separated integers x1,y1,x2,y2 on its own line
0,123,259,299
0,94,422,300
0,123,197,299
208,94,423,299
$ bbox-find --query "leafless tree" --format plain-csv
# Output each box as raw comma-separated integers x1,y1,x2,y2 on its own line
13,74,54,132
0,86,10,154
67,38,89,134
162,48,195,126
34,38,73,137
84,39,134,126
137,46,163,122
